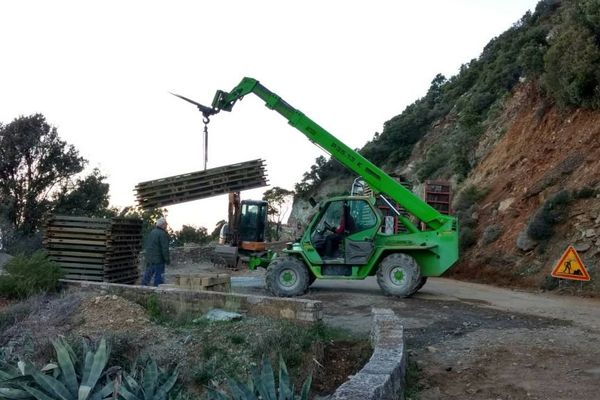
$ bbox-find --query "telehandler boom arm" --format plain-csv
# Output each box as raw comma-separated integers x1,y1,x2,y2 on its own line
206,77,455,232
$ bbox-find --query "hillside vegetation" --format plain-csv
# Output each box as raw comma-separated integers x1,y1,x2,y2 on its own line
292,0,600,293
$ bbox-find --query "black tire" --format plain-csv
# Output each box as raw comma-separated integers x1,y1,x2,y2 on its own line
308,273,317,286
409,276,428,296
266,256,310,297
376,253,422,298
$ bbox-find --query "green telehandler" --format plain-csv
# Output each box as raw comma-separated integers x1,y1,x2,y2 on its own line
196,77,459,297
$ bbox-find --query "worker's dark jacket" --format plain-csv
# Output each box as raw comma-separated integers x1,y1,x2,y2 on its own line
145,226,170,265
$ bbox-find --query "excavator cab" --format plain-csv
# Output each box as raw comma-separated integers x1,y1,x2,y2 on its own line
239,200,268,252
213,198,268,267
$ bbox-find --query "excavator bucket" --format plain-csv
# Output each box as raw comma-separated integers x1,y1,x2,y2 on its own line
211,244,239,268
135,159,268,209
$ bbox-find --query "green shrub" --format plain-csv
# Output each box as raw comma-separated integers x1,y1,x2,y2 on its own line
573,186,597,199
145,294,163,321
482,225,503,245
0,251,63,299
542,0,600,108
0,300,32,332
460,226,477,250
454,185,486,213
192,357,220,386
527,190,572,240
416,143,450,181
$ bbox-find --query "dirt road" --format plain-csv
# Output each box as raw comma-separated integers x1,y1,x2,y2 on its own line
306,278,600,399
167,264,600,400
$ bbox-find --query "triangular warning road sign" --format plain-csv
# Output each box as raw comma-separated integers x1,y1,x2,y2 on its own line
551,246,591,281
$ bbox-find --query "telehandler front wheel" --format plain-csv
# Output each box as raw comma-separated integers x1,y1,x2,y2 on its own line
376,253,421,298
266,256,310,297
409,276,428,296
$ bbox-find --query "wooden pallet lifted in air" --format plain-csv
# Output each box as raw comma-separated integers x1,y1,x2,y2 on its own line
134,159,268,209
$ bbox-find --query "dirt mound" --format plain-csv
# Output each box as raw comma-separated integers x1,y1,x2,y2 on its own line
73,294,151,336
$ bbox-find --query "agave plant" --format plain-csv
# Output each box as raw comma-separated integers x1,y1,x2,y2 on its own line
117,358,179,400
0,337,115,400
0,359,37,399
208,355,311,400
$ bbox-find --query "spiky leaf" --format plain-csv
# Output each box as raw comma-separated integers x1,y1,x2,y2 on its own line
117,384,141,400
141,359,158,399
298,374,312,400
0,387,33,399
277,355,292,400
52,339,78,397
79,338,109,400
22,385,55,400
153,367,178,400
32,372,71,400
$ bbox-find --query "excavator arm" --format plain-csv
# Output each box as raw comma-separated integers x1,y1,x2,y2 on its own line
207,77,455,232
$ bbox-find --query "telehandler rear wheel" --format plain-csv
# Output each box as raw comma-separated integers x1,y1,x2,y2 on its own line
376,253,421,297
266,256,310,297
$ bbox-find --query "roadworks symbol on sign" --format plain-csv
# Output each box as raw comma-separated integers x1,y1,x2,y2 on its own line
551,246,591,281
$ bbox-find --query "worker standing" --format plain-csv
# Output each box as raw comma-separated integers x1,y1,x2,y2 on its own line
142,217,171,286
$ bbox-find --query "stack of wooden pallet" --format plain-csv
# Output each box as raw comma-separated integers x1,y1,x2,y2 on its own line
134,159,268,209
43,215,143,283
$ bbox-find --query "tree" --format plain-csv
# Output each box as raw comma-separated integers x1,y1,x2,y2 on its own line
53,168,113,217
119,206,167,242
0,114,86,237
262,186,294,240
172,224,209,246
542,4,600,108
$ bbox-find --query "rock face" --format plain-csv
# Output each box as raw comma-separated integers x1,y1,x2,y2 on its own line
516,230,537,252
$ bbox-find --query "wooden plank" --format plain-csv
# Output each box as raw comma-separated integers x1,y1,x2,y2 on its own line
50,256,105,264
63,274,103,282
47,250,105,258
45,238,108,246
45,226,109,235
60,267,104,275
57,262,104,270
45,243,107,252
45,231,108,240
45,220,111,229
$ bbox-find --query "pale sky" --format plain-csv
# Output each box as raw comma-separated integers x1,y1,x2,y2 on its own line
0,0,540,231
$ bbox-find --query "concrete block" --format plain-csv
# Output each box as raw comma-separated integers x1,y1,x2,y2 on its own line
331,373,393,400
331,308,406,400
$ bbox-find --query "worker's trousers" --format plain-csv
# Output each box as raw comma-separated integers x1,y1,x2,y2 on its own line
142,263,165,286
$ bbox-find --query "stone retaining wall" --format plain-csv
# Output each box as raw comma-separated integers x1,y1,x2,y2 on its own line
331,308,407,400
61,280,322,323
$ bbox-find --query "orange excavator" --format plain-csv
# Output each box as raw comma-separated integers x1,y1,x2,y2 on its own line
213,192,269,267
